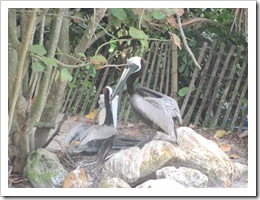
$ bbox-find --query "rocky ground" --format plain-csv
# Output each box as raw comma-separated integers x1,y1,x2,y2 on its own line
9,114,248,188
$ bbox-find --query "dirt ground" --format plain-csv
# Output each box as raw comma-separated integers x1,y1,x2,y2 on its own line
9,114,248,188
47,114,248,164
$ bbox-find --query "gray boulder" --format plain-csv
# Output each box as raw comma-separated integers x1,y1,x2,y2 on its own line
232,162,248,187
156,166,208,188
104,127,237,188
104,140,185,186
24,148,67,188
98,177,131,188
136,179,185,188
175,127,234,187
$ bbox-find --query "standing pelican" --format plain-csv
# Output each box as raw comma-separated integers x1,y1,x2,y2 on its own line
110,56,182,145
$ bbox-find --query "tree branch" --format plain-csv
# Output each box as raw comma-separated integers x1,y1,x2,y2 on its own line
42,114,68,148
8,9,38,134
73,8,107,61
177,15,201,70
28,8,66,132
8,9,20,51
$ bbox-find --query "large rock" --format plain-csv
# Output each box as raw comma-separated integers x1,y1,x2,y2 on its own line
232,162,248,187
136,179,185,188
24,148,67,188
104,140,185,186
98,177,131,188
104,127,236,187
175,127,234,187
63,167,90,188
156,166,208,188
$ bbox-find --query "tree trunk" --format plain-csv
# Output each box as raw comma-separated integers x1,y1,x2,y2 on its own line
8,42,18,111
9,9,38,174
28,9,65,150
33,9,70,149
33,8,107,149
13,96,30,173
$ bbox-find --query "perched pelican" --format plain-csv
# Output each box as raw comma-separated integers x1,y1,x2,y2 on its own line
110,56,182,145
66,86,117,164
66,86,141,164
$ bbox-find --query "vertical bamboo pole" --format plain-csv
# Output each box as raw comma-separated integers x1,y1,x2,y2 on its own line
171,41,178,99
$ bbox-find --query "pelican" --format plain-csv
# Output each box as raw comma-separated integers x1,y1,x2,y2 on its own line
66,86,117,164
66,86,141,164
110,56,182,145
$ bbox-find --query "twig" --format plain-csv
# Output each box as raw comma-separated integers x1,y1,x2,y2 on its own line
42,114,68,148
55,49,86,63
30,53,89,69
9,177,28,184
94,21,118,40
53,138,74,165
55,59,89,68
138,8,145,30
100,63,128,70
95,38,171,55
176,15,201,70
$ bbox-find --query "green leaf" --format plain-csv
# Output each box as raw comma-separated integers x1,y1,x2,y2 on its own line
152,10,166,20
68,82,76,89
73,11,83,23
184,67,190,77
61,68,73,82
42,57,57,67
178,87,189,97
140,39,149,49
111,17,121,27
182,54,188,64
77,52,86,58
90,54,107,65
111,8,127,20
129,27,148,40
179,64,186,73
31,61,45,72
29,44,47,56
109,40,116,53
242,99,248,105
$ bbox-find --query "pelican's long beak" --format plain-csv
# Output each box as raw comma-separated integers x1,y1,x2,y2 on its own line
110,64,139,100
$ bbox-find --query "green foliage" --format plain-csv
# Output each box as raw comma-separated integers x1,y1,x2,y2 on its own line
29,44,47,56
31,61,45,72
129,27,148,40
77,52,86,59
111,8,127,20
29,44,58,72
90,54,107,65
129,27,149,49
152,10,166,20
42,57,58,67
60,68,73,82
178,86,195,97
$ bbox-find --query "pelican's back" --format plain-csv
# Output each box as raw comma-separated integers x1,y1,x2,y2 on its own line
135,86,182,124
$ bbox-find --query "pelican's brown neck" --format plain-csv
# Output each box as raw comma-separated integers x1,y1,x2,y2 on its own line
103,88,113,126
126,58,145,95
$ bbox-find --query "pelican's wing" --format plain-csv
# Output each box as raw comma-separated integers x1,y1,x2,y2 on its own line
130,94,176,138
136,86,182,124
79,125,117,147
65,123,91,144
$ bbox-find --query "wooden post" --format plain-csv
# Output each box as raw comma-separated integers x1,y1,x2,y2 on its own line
171,41,178,99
